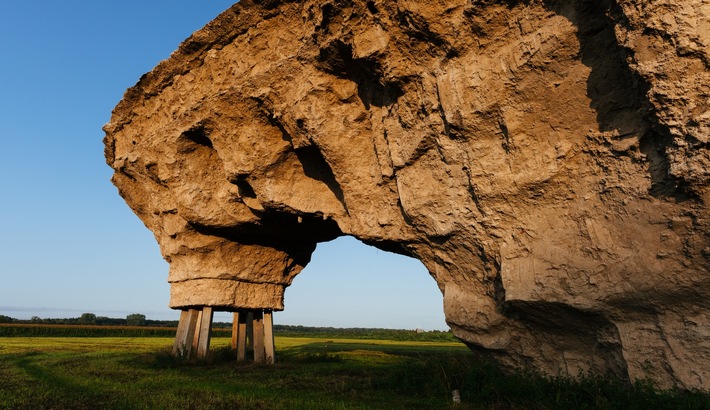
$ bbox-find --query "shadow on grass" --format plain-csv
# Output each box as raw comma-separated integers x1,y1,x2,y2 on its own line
139,341,710,410
5,352,127,409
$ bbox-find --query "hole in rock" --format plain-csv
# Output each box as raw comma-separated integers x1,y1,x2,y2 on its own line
317,40,404,108
366,1,378,14
234,178,257,198
276,236,448,330
183,125,213,149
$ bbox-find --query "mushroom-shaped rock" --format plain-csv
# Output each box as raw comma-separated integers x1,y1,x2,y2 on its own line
104,0,710,390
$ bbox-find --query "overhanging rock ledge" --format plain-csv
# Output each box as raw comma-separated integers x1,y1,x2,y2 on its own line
104,0,709,389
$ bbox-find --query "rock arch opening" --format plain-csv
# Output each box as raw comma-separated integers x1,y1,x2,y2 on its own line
279,235,447,330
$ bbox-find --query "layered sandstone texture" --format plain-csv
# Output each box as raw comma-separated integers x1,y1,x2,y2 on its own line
104,0,709,390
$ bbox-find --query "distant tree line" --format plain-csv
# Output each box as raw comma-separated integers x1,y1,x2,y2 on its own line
1,313,177,327
0,314,455,341
272,324,456,342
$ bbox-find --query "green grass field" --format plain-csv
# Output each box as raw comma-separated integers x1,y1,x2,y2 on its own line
1,333,708,409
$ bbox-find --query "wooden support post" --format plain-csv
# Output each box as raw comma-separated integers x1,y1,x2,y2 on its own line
172,310,190,356
253,310,265,363
231,312,239,350
263,310,275,364
173,309,199,359
236,310,248,362
246,311,254,354
192,309,203,354
226,309,275,364
196,306,214,359
185,309,200,359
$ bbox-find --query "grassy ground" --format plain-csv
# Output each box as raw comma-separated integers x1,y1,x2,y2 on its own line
0,336,707,409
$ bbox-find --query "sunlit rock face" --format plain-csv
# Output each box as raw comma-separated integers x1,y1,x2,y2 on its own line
104,0,709,390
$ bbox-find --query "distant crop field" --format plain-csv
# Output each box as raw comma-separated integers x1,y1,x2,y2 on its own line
1,334,707,409
0,323,454,341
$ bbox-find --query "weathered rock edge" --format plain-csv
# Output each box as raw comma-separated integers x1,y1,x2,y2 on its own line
104,0,709,390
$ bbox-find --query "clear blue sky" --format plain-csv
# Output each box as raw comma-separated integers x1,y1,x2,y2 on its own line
0,2,447,330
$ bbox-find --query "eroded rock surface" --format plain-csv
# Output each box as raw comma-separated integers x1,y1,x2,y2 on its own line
104,0,709,389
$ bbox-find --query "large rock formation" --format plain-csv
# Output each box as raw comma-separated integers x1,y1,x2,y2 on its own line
104,0,709,390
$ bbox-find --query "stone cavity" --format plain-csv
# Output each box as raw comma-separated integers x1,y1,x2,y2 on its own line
104,0,710,390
